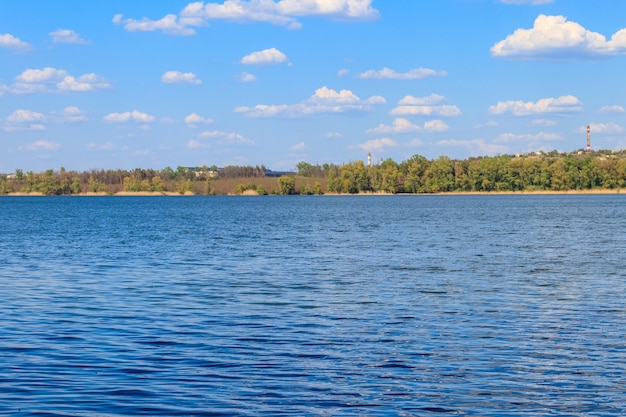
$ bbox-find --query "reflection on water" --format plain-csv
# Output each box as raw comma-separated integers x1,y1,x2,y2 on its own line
1,195,625,415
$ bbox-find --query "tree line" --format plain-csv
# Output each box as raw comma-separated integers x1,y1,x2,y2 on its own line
3,150,626,195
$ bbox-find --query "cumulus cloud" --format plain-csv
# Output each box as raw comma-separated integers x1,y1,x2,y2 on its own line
49,29,88,44
198,130,254,145
358,67,447,80
337,68,350,78
184,113,214,126
599,105,625,114
390,94,461,117
104,110,156,123
576,123,624,134
0,33,32,50
115,0,380,34
290,141,307,151
489,95,582,116
357,137,397,152
6,109,46,124
161,71,202,84
367,118,449,134
240,72,257,82
4,107,89,130
57,106,87,122
3,109,47,131
113,13,198,36
5,67,110,94
241,48,288,65
16,67,67,83
491,14,626,59
235,86,385,118
398,94,446,106
58,74,110,91
390,106,461,117
26,141,61,151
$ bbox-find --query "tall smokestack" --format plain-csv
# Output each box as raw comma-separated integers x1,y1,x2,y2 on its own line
587,125,591,151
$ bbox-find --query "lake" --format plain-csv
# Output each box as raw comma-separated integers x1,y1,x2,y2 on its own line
1,195,625,416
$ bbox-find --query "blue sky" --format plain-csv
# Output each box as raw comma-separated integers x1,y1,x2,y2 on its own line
2,0,626,172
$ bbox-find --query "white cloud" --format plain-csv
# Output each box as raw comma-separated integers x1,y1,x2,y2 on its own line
491,15,626,59
325,131,343,138
357,137,397,152
424,120,450,132
113,13,198,36
161,71,202,84
58,74,111,91
499,0,552,4
240,72,257,82
367,118,421,134
104,110,156,123
390,94,461,117
290,141,307,151
198,130,254,145
6,109,46,124
49,29,88,44
576,123,624,134
187,140,208,149
496,132,562,143
16,67,67,83
0,33,32,50
57,106,87,122
236,86,385,118
398,94,445,105
437,139,509,155
184,113,214,126
4,109,47,131
599,105,625,114
26,141,60,151
367,118,449,134
6,67,110,94
4,107,89,130
241,48,288,65
337,68,350,78
358,67,447,80
115,0,379,34
391,105,461,117
489,95,582,116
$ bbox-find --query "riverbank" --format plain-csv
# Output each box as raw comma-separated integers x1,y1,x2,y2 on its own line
3,188,626,196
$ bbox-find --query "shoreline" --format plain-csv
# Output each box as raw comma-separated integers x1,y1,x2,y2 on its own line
3,188,626,197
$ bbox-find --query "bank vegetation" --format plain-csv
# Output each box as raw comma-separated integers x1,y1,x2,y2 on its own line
3,149,626,196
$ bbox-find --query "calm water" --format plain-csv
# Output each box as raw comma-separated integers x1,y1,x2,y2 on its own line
1,195,625,416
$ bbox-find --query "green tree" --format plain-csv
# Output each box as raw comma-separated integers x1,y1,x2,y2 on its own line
424,156,454,193
277,175,296,195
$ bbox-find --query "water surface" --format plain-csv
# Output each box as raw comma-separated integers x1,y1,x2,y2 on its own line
1,195,625,415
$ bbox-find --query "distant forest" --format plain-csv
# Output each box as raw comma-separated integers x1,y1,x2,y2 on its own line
3,149,626,195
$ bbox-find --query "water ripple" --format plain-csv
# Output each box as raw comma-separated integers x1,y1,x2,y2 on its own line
0,195,625,415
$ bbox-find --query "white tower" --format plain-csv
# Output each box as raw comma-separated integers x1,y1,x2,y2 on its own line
587,125,591,151
367,152,371,167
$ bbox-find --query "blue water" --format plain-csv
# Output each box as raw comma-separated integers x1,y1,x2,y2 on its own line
1,195,625,416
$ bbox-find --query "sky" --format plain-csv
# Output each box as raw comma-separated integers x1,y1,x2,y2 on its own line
2,0,626,172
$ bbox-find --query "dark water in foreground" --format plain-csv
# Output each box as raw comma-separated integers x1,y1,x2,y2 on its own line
1,195,625,416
